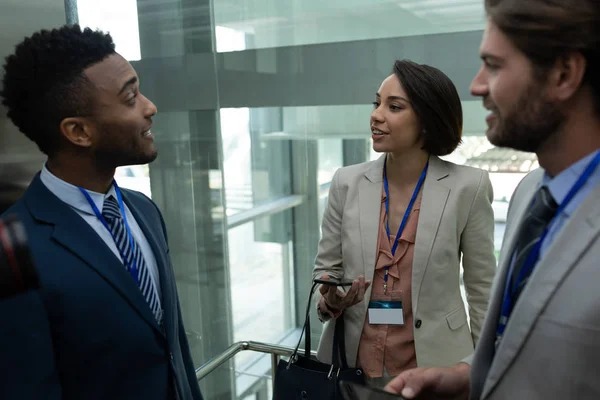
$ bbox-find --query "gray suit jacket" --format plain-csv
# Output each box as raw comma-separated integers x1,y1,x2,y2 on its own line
314,155,496,369
469,169,600,399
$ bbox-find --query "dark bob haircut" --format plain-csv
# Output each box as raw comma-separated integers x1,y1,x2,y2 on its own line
393,60,463,156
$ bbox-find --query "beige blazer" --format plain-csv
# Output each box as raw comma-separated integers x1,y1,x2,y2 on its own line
313,155,497,368
468,169,600,399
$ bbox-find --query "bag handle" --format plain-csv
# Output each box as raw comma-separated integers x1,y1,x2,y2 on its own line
331,311,350,369
290,282,318,363
289,281,350,369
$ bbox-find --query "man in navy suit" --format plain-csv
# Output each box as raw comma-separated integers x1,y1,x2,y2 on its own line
0,25,204,400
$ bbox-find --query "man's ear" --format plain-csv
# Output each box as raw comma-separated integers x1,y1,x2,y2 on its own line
59,117,94,148
547,51,587,102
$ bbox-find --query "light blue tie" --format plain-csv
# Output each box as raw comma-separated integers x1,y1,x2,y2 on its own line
102,196,163,324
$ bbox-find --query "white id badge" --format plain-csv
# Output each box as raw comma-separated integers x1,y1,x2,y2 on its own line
368,301,404,325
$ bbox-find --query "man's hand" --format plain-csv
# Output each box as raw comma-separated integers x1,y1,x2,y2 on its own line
318,274,371,313
384,363,471,400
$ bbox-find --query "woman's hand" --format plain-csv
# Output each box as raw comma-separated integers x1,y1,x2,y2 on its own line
318,274,371,314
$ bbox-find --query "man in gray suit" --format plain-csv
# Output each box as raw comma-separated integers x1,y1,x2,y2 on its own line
385,0,600,399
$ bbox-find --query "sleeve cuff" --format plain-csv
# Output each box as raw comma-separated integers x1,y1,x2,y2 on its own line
461,354,474,366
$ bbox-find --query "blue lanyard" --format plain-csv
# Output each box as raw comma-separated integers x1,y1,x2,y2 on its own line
382,159,429,293
78,182,140,284
497,150,600,337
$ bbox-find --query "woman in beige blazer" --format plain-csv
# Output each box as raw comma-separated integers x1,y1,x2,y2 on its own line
312,60,496,387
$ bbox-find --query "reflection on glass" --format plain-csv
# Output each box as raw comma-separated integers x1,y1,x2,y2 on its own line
214,0,486,51
67,0,536,398
221,108,253,215
228,213,294,369
115,165,151,198
77,0,141,60
317,139,343,186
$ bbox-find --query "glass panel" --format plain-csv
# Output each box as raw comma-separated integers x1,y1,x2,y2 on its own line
77,0,141,60
317,138,343,186
198,352,274,400
228,212,295,369
221,107,253,215
317,139,343,232
114,165,152,198
68,0,535,398
214,0,485,51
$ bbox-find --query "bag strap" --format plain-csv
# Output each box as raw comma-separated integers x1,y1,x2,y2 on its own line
331,312,350,369
290,282,353,369
290,282,319,362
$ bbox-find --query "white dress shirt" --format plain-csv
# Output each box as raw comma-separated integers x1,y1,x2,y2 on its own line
40,164,163,304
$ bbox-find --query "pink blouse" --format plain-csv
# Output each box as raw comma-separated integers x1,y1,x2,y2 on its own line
356,187,421,378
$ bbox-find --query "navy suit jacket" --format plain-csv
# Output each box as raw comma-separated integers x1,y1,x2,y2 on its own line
0,175,203,400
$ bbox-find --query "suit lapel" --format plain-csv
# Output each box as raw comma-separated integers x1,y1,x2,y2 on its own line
359,156,385,287
482,182,600,398
411,156,450,309
121,190,176,334
473,172,539,399
24,176,163,335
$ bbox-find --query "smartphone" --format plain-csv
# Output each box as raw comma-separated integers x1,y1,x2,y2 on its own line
338,380,408,400
313,278,354,287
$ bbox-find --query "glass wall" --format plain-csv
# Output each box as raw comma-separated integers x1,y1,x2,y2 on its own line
71,0,536,398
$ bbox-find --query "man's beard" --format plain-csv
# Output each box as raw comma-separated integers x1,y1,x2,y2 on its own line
486,83,565,153
93,126,158,169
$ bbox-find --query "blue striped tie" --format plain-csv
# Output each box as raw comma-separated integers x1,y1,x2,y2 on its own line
102,196,163,324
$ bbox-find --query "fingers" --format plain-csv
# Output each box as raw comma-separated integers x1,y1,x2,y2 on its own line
318,297,337,319
384,368,428,399
325,285,343,309
318,274,372,310
318,275,330,295
355,275,367,303
348,276,372,306
342,275,372,307
341,277,360,304
384,373,408,394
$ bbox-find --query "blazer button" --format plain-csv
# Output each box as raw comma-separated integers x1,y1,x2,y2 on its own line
170,352,174,361
415,319,422,329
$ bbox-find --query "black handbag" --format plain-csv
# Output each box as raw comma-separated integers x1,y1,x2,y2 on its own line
273,282,365,399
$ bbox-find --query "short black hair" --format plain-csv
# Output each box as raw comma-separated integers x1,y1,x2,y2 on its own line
1,24,116,155
393,60,463,156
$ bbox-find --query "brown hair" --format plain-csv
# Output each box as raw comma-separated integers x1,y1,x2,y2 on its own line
486,0,600,107
393,60,462,156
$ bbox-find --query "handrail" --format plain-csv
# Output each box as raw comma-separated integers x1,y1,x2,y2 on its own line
195,340,317,388
227,195,306,229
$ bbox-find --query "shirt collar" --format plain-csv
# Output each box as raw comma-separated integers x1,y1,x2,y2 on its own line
40,163,118,216
542,150,600,217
